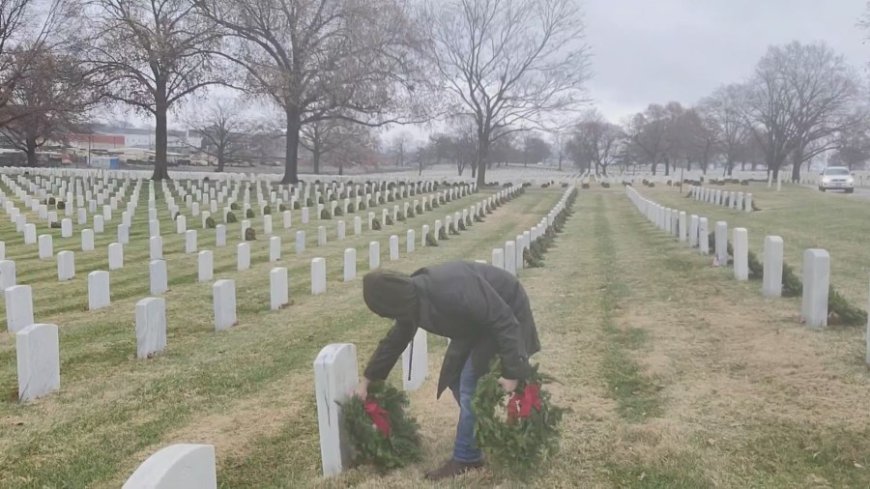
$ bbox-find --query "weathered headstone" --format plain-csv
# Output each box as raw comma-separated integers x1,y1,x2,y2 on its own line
61,218,72,238
402,328,428,392
185,230,198,254
269,236,281,262
0,260,16,291
5,285,33,333
122,444,217,489
698,218,709,255
318,226,327,246
82,229,95,251
504,241,517,276
150,260,168,295
296,230,306,255
406,229,415,253
353,216,362,235
215,224,226,247
762,236,783,297
24,223,37,244
337,220,346,240
714,221,728,265
38,234,53,260
213,279,237,331
678,211,687,242
801,249,830,329
88,271,110,310
733,228,749,281
263,215,273,235
270,267,289,310
283,210,292,229
314,343,359,476
343,248,356,282
198,250,213,282
237,242,251,271
389,235,399,261
16,323,60,401
57,251,75,281
93,215,104,234
689,215,699,247
108,242,124,270
421,224,430,247
369,241,380,270
311,257,327,295
492,248,505,269
135,297,167,359
149,236,163,261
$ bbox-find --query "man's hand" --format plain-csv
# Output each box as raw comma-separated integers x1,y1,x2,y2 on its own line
498,377,518,393
354,377,371,398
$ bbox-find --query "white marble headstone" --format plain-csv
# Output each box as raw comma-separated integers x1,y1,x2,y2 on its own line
16,323,60,401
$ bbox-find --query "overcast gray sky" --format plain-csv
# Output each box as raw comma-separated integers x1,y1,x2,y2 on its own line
584,0,869,122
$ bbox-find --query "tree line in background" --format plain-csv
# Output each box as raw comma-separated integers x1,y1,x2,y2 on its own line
567,40,870,182
0,0,589,184
3,1,870,184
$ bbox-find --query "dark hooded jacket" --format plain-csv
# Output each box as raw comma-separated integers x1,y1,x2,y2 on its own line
363,261,540,398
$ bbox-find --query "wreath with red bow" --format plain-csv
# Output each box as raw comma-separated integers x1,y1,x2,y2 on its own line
341,381,423,471
472,361,565,474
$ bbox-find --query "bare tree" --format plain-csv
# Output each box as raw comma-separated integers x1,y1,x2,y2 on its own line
195,0,421,184
698,84,751,176
389,131,412,168
186,99,250,172
0,45,97,166
624,104,675,175
82,0,224,180
739,42,858,181
0,0,69,127
523,134,551,167
422,0,590,186
568,110,623,176
301,118,375,175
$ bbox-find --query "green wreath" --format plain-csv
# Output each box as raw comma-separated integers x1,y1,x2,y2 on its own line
472,361,565,475
341,382,423,471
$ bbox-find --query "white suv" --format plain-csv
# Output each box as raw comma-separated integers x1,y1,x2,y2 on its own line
819,167,855,193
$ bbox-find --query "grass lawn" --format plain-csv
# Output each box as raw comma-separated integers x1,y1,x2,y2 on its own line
2,183,870,488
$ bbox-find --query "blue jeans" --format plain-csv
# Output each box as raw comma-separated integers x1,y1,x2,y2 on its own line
449,356,483,463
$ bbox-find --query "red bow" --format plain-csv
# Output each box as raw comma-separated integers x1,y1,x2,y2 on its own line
507,383,542,421
364,398,392,437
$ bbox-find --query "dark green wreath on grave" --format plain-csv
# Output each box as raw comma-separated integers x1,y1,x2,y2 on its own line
425,231,438,246
340,381,423,471
438,227,448,240
371,218,382,230
473,360,565,476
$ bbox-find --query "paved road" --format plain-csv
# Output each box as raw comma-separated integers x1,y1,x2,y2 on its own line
800,183,870,201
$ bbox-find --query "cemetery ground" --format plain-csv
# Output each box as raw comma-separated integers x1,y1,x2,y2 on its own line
3,183,870,487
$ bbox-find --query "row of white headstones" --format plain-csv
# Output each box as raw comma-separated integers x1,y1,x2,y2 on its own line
0,180,471,289
690,185,754,213
5,178,486,403
117,185,576,489
0,167,458,258
626,186,866,357
0,165,474,299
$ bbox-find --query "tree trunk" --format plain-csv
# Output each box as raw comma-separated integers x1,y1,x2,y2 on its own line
281,107,301,184
25,137,37,167
216,152,225,172
475,131,490,187
791,148,803,182
338,160,344,176
312,148,320,174
558,153,563,171
664,158,670,176
151,86,171,181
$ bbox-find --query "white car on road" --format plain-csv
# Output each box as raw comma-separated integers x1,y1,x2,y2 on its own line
818,167,855,193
